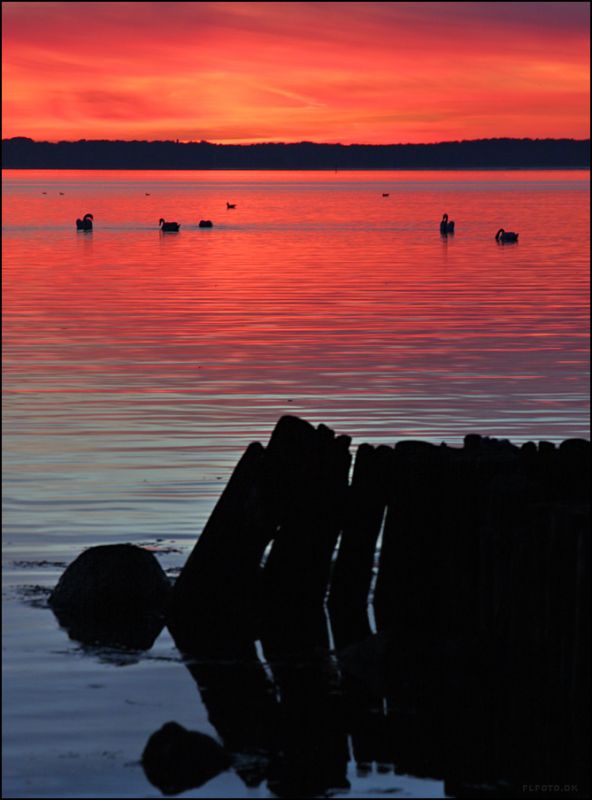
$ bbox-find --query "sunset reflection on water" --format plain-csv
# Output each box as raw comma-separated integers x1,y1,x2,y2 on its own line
3,169,589,550
2,167,589,799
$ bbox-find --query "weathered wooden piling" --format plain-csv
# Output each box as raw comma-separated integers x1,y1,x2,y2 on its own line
168,415,352,654
373,439,448,635
168,441,276,654
328,443,392,648
261,417,351,620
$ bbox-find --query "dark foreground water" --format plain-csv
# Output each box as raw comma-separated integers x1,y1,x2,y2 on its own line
2,169,590,797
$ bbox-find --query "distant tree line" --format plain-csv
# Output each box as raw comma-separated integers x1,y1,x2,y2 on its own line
2,137,589,169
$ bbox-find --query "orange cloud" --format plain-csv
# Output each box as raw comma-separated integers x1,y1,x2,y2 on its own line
2,1,589,143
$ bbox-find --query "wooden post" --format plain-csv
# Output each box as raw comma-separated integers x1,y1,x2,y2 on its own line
328,443,392,648
168,441,275,655
261,417,351,626
373,440,444,635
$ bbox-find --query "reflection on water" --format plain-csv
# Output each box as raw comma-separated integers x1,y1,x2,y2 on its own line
138,602,588,798
2,169,590,798
3,169,589,561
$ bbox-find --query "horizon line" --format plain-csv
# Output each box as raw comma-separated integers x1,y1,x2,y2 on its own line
4,136,590,147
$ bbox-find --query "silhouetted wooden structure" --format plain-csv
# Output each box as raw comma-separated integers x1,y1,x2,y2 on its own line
169,415,589,658
50,414,589,796
166,415,589,795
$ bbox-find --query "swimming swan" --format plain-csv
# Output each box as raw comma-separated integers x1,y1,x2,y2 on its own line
159,218,180,231
440,213,455,234
76,213,93,230
495,228,519,243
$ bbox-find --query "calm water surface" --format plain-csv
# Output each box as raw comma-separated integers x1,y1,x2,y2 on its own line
2,169,590,798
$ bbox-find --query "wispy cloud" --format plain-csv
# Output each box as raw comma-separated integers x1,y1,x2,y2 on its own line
2,1,589,142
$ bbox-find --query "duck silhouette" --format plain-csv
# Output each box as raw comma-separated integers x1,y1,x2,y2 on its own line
198,220,213,228
226,202,236,209
159,218,180,231
495,228,519,243
76,213,93,231
440,213,455,234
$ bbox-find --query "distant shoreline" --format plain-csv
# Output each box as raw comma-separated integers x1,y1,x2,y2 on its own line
3,137,589,171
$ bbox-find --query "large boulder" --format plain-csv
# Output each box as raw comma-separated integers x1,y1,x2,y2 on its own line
49,544,171,649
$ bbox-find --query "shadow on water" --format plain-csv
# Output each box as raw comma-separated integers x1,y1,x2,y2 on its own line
48,550,590,798
141,607,353,797
139,604,590,798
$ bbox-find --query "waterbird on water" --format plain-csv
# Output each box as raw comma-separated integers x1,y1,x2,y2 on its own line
159,218,180,231
76,213,93,230
440,213,455,234
199,220,213,228
226,202,236,209
495,228,519,243
382,193,389,197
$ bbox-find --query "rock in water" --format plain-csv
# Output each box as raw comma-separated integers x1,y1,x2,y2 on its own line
142,721,231,794
49,544,171,649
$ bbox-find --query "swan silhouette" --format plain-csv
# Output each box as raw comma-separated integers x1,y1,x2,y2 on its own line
159,218,180,232
76,213,93,230
495,228,519,243
226,202,236,209
440,213,455,234
198,220,213,228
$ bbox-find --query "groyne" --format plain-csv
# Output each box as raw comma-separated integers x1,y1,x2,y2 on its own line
51,415,590,796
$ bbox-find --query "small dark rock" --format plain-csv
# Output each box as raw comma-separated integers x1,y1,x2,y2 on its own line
142,721,231,795
49,544,170,649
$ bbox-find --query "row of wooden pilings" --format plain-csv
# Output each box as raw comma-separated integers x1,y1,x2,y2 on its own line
165,415,590,794
45,413,589,795
168,415,589,673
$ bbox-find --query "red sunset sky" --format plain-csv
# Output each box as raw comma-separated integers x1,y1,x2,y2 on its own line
2,1,589,144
